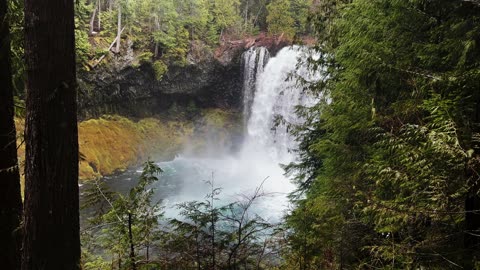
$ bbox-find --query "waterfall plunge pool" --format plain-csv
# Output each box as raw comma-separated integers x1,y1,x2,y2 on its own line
90,152,295,222
80,46,321,223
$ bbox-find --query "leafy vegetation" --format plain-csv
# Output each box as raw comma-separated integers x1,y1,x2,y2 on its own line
266,0,296,40
77,115,193,180
72,0,315,71
7,0,25,97
82,162,281,269
82,161,163,270
7,0,480,268
15,110,242,183
283,0,480,268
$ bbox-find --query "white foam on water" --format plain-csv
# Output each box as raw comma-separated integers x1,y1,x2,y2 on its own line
155,46,321,221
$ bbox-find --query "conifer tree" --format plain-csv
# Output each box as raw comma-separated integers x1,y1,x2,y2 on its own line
0,0,22,268
266,0,296,40
22,0,80,268
285,0,480,268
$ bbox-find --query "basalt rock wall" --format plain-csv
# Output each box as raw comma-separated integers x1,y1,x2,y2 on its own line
77,35,291,120
77,51,244,119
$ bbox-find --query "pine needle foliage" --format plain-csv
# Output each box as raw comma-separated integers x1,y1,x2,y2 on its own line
284,0,480,268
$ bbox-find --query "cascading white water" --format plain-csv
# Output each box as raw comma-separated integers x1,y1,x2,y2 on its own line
242,47,270,125
222,45,318,218
242,46,315,164
158,46,318,220
103,46,319,221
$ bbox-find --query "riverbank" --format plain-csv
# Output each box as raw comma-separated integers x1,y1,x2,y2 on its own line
15,109,241,186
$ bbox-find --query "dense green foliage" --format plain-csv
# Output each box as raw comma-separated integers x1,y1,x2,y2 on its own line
11,0,480,268
72,0,314,72
82,163,282,269
266,0,296,40
266,0,310,40
6,0,315,98
82,161,163,269
284,0,480,268
7,0,24,97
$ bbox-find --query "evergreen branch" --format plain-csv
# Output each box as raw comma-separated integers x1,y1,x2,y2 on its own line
93,179,122,223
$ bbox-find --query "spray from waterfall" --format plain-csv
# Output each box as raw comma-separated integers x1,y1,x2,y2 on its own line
154,46,319,220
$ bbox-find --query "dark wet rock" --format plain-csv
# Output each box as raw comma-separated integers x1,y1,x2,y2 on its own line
77,34,292,120
78,49,244,119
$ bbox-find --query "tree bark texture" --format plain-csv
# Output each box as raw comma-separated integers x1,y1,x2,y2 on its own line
465,195,480,246
0,0,23,268
97,0,101,31
89,2,97,35
128,213,137,270
22,0,80,268
464,98,480,266
115,4,121,53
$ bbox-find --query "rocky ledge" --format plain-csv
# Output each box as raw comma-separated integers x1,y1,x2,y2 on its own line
77,34,294,119
78,55,243,119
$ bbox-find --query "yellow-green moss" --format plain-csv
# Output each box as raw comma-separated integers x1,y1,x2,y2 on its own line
202,108,238,128
16,115,193,182
77,115,192,180
152,60,168,81
15,110,238,184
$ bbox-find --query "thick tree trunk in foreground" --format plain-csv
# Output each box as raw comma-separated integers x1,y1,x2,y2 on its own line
464,100,480,266
22,0,80,268
0,0,23,268
465,194,480,245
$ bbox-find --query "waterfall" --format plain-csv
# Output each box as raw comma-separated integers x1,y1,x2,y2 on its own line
242,47,270,125
125,46,319,220
242,46,315,164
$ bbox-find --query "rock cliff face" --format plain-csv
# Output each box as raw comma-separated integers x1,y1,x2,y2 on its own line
77,35,292,120
77,49,244,119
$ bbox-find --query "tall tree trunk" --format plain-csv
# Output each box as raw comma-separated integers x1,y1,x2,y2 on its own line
154,17,159,58
22,0,80,268
0,0,23,268
89,2,98,35
463,89,480,267
115,3,121,53
244,0,249,29
464,172,480,266
97,0,101,31
464,100,480,266
128,213,137,270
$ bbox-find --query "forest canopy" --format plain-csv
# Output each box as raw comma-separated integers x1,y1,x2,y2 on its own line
72,0,315,74
6,0,316,97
